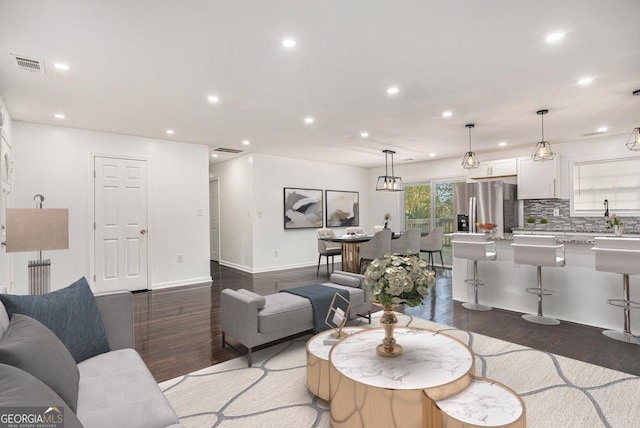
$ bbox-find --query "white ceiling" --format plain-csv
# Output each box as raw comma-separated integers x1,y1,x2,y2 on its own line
1,0,639,168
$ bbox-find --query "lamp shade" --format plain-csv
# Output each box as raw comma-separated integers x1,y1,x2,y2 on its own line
626,127,640,151
376,175,404,191
531,110,556,161
376,149,404,191
5,208,69,253
532,141,556,161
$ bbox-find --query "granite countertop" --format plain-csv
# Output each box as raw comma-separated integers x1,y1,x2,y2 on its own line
494,230,639,245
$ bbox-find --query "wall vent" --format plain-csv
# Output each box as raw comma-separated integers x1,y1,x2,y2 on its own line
12,55,45,73
213,147,244,154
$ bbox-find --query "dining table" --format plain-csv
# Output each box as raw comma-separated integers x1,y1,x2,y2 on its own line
325,232,403,273
326,235,373,273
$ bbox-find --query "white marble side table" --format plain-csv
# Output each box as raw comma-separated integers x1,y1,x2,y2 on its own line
306,327,364,401
329,327,475,428
425,377,526,428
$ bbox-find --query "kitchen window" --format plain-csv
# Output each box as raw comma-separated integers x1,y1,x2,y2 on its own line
571,156,640,216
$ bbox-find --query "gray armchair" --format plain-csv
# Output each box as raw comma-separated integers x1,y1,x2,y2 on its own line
317,228,342,276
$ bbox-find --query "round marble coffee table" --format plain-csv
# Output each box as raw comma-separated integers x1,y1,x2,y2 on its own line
329,327,475,428
428,377,526,428
306,327,364,401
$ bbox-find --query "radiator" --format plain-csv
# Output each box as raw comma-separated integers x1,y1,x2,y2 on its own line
28,259,51,295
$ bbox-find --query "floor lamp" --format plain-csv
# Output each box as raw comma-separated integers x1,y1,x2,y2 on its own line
5,195,69,295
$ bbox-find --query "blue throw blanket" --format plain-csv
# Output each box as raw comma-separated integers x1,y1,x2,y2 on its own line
281,285,350,332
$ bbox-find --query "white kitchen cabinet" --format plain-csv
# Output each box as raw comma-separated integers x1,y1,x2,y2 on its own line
517,156,560,199
467,158,517,179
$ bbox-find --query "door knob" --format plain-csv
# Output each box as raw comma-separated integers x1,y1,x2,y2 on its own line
140,229,147,235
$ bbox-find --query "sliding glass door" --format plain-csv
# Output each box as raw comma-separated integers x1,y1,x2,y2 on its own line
403,179,464,266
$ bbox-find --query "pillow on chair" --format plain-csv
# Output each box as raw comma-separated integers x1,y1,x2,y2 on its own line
330,272,362,288
0,314,80,412
0,277,110,363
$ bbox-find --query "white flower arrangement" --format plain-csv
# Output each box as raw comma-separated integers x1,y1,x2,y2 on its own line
364,254,435,307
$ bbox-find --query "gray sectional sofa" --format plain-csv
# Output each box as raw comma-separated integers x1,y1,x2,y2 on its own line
0,278,181,428
221,270,371,366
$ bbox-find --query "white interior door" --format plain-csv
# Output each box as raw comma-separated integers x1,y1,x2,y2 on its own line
210,178,220,261
94,156,148,292
0,135,12,292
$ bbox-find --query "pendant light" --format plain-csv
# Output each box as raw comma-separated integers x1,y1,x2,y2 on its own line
376,149,404,191
532,109,556,161
461,124,480,169
626,90,640,151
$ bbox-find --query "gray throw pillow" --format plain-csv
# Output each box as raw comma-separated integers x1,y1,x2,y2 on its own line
0,277,110,363
0,363,83,428
0,314,80,412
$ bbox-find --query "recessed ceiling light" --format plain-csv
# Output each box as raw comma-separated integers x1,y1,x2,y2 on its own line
282,39,296,48
207,95,220,103
54,113,65,119
597,127,608,133
54,63,70,71
360,132,369,138
387,86,399,95
304,116,314,124
165,129,175,135
577,77,594,85
429,153,436,157
499,141,507,147
242,140,250,145
442,111,453,118
212,153,219,158
546,32,565,43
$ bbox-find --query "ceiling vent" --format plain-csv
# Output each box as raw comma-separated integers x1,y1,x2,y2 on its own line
582,131,605,137
213,148,244,154
12,55,45,73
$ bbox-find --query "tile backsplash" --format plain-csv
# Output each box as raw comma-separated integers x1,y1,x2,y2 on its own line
522,199,638,234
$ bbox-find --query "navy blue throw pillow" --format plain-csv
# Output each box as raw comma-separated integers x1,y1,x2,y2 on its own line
0,277,110,363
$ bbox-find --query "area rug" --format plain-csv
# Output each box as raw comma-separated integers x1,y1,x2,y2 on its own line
159,313,640,427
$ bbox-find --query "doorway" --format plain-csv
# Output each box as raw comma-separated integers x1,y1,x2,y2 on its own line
209,178,220,261
93,156,149,292
403,179,465,266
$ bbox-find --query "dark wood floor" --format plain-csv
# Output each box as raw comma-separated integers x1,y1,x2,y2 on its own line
134,262,640,383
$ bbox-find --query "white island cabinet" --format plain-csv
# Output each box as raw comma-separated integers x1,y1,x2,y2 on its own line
452,234,638,332
517,156,560,199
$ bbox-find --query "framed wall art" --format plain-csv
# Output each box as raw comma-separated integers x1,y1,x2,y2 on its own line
325,190,359,227
283,187,323,229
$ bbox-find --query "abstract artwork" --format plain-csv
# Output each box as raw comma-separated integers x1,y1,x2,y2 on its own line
283,187,323,229
325,190,359,227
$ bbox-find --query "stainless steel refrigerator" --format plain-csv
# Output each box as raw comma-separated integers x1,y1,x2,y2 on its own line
453,181,518,237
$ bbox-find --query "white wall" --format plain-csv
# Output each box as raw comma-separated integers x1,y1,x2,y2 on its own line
11,122,211,293
211,153,369,273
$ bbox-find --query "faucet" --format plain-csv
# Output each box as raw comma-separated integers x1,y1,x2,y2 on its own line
604,199,609,218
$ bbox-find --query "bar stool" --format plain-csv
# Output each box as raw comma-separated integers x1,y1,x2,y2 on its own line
511,235,565,325
592,237,640,345
452,233,497,311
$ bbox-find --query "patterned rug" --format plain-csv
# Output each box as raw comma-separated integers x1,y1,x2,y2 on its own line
159,313,640,427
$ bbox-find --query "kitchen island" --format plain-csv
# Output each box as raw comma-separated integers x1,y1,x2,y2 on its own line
452,231,640,332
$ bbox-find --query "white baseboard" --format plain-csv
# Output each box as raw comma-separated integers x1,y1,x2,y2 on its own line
151,276,212,290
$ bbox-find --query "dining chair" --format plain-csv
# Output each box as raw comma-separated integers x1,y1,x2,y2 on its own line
390,228,421,256
346,227,366,235
359,229,392,273
373,225,385,233
420,226,445,270
316,228,342,276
